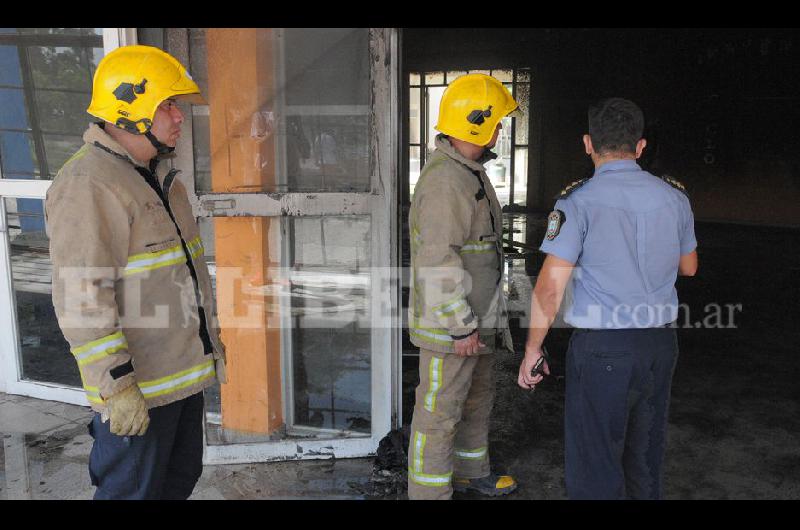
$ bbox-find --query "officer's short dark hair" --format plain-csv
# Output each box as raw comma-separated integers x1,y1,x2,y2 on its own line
587,98,644,155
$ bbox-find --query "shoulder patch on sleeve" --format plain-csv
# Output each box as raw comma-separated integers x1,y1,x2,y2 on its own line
545,209,566,240
554,177,591,199
661,175,689,197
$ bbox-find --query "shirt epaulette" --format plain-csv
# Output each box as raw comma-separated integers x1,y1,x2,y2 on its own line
661,175,689,197
555,177,591,199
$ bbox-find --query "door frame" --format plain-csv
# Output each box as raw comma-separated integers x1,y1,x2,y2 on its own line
166,28,401,464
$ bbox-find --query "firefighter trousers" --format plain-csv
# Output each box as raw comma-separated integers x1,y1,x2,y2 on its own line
408,348,495,500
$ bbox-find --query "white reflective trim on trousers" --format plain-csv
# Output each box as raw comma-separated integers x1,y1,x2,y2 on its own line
413,431,425,473
424,357,442,412
408,469,452,486
455,447,488,459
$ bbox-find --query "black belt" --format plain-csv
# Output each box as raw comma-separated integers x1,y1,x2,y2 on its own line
575,323,675,333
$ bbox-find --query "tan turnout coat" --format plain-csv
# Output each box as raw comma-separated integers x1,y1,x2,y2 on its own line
408,135,513,354
46,123,225,414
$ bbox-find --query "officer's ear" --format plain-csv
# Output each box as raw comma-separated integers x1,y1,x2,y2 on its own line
582,134,594,156
635,138,647,158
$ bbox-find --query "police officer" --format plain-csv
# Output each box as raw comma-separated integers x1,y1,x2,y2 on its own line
46,45,226,499
518,98,698,499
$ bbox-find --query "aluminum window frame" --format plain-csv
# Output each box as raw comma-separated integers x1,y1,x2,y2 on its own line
0,28,134,400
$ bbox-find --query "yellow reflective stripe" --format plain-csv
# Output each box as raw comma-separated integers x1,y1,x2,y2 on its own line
413,431,426,473
408,469,452,486
410,327,453,346
433,298,468,318
84,385,104,405
79,369,104,405
460,240,495,254
71,331,128,366
410,225,422,248
187,236,204,260
127,242,185,263
424,357,443,412
60,145,89,171
137,360,215,399
124,243,187,276
455,446,488,460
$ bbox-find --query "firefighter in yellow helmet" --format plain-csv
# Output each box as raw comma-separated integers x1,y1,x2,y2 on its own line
407,73,519,499
45,45,226,499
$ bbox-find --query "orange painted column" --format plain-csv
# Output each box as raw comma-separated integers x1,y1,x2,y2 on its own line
207,28,283,435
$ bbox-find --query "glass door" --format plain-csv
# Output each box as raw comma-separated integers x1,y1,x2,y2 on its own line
0,28,129,403
169,28,399,463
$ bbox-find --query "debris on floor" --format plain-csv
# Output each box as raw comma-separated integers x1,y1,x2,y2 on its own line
356,427,410,497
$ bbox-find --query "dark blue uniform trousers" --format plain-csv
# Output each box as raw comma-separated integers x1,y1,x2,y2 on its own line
565,327,679,500
87,391,204,500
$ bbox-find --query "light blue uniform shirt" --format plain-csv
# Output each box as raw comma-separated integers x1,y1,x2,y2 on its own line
540,160,697,329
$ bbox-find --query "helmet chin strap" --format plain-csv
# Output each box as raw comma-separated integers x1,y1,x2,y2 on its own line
144,130,175,156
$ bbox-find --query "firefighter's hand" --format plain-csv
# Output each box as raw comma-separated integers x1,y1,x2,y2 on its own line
215,356,227,385
214,345,228,385
518,347,550,390
454,332,485,357
105,384,150,436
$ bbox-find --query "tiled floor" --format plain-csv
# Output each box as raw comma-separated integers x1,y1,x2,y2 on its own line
0,392,377,500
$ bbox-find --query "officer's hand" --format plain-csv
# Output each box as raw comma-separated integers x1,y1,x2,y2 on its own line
454,332,485,357
105,384,150,437
518,347,550,390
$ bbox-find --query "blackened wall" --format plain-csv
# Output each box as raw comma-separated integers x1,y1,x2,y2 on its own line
403,28,800,227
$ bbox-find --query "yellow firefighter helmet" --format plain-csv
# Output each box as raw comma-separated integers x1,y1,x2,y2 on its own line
435,73,518,146
87,45,205,135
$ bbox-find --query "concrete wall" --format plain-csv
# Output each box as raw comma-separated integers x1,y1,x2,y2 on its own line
404,28,800,227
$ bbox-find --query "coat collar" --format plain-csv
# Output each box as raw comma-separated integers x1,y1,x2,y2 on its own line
83,123,170,170
434,134,497,173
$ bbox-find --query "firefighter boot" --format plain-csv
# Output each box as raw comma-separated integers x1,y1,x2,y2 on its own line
453,473,518,496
